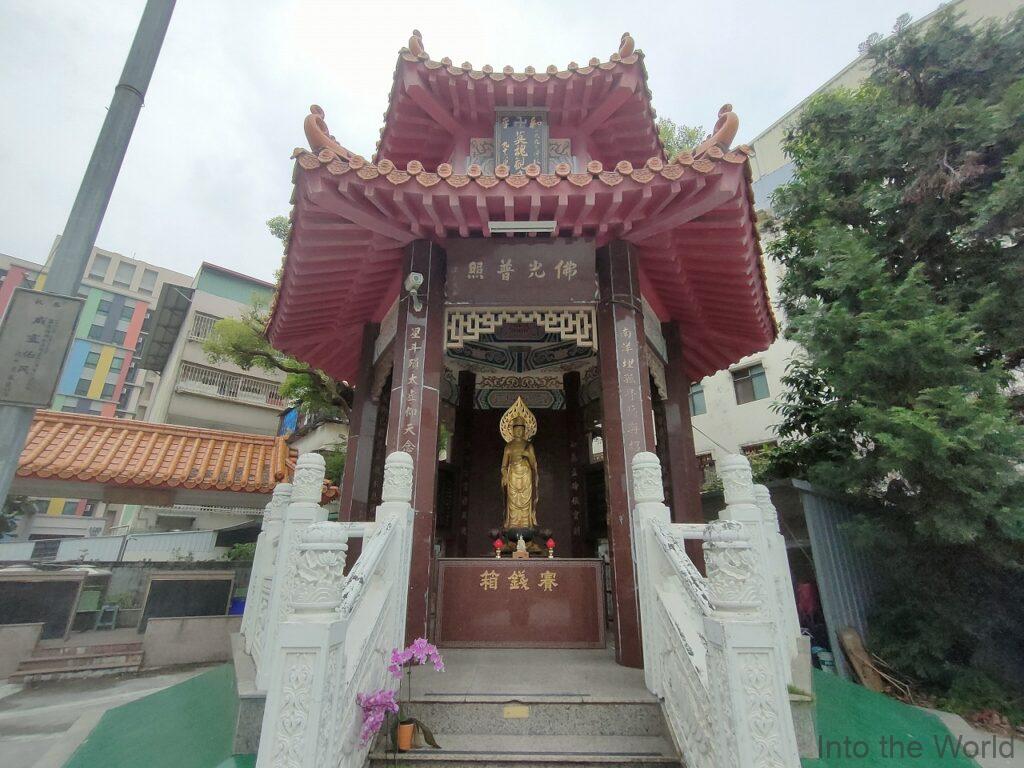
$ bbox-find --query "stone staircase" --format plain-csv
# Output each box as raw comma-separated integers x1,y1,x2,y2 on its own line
368,699,682,768
10,640,144,683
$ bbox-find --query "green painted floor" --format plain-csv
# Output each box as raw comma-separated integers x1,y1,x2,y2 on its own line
64,664,239,768
60,662,981,768
804,669,978,767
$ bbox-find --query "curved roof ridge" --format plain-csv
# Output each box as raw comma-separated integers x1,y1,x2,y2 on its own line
296,101,752,192
398,29,642,81
372,31,663,164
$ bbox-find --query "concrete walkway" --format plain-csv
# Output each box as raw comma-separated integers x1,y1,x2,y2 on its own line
0,666,214,768
929,709,1024,768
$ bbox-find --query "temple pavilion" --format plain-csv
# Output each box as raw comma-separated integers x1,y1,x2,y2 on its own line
267,31,775,669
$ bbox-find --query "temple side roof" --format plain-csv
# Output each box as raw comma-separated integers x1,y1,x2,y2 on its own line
269,103,775,384
15,411,337,505
367,31,663,168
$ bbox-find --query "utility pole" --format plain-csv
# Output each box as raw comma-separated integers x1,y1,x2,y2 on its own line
0,0,176,503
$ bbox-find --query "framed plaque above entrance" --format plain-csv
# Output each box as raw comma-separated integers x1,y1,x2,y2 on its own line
445,239,596,307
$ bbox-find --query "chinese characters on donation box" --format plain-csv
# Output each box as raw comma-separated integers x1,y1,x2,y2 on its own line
479,569,559,592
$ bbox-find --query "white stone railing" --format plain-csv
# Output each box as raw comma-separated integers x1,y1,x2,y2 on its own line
632,451,802,768
249,451,415,768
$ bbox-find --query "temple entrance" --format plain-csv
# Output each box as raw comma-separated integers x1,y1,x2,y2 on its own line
434,345,604,560
340,237,707,667
428,325,610,648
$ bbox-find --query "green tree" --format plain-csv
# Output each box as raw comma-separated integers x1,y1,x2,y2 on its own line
657,118,705,159
266,215,291,245
202,300,352,418
768,9,1024,697
1,496,41,537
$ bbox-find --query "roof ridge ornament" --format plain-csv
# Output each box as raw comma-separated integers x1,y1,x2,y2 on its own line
304,105,353,159
692,104,739,159
408,29,426,58
618,32,635,58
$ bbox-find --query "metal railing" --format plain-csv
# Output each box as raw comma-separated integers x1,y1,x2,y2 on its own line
176,362,285,408
0,529,219,563
188,312,220,341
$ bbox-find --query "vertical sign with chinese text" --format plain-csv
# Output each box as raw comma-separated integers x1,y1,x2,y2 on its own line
0,288,83,407
495,110,549,174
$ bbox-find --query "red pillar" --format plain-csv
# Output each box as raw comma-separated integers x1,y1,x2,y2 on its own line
385,240,446,642
339,322,379,522
596,241,656,668
662,321,706,571
563,371,589,558
450,370,476,557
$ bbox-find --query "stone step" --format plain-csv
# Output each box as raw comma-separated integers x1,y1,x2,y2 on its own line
10,653,143,683
400,700,668,738
15,651,142,671
369,733,682,768
32,641,143,658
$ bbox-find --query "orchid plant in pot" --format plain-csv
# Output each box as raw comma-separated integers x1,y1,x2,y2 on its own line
358,638,444,756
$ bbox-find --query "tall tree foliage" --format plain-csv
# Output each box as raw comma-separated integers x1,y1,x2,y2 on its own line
657,118,704,159
202,301,352,418
769,9,1024,695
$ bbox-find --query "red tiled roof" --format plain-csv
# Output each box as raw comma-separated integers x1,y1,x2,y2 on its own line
368,31,662,169
17,412,337,503
269,41,776,385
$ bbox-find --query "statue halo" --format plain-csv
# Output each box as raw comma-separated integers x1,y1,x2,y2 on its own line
499,396,538,442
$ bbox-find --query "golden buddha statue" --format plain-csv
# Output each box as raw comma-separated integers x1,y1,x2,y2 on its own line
499,397,539,531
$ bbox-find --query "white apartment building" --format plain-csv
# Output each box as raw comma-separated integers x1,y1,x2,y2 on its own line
120,262,287,533
689,0,1023,482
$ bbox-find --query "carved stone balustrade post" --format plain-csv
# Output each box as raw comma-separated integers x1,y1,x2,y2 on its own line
244,482,291,666
374,451,416,646
702,518,801,767
256,521,350,768
257,452,329,691
718,456,792,679
755,483,801,681
630,451,672,694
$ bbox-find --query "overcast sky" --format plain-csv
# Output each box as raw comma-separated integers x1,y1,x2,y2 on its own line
0,0,946,283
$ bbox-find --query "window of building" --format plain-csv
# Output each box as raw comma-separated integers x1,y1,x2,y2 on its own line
113,330,126,345
31,539,61,559
697,453,717,486
87,324,104,340
89,254,111,280
101,383,115,399
75,379,90,396
84,351,101,368
110,356,123,372
689,383,706,416
188,312,221,341
121,305,135,321
113,262,135,288
97,299,112,316
61,501,78,516
732,363,770,405
138,268,158,295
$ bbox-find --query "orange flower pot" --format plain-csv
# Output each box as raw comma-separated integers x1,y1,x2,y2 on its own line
396,722,416,751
